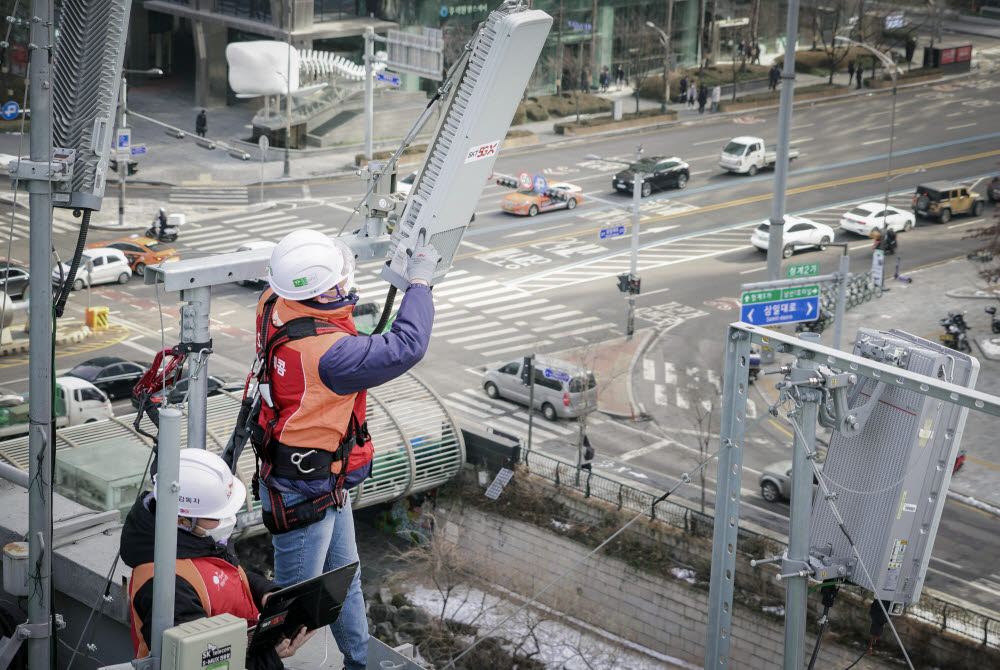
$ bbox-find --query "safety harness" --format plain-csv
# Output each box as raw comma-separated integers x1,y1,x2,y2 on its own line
240,293,371,535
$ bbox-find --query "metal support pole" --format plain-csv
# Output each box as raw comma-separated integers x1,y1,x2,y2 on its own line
283,1,293,178
150,407,183,662
832,253,850,350
27,0,55,666
704,327,751,669
765,0,801,282
364,26,374,160
526,356,535,453
627,173,641,341
180,287,211,448
881,77,898,230
783,335,821,670
118,77,127,228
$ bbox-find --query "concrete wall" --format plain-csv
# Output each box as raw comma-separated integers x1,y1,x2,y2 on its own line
437,504,898,670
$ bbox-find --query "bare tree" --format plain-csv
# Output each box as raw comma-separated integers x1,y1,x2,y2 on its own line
684,369,721,514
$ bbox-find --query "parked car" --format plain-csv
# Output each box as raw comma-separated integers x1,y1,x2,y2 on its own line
482,356,597,421
839,203,914,237
150,374,243,405
912,181,985,223
0,260,30,299
51,248,132,290
501,182,582,216
87,235,179,277
987,176,1000,203
234,240,276,287
751,216,834,258
759,459,822,502
65,356,147,400
719,136,799,176
613,156,690,196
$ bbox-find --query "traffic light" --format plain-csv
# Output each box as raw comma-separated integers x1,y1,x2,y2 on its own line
109,158,138,175
543,189,567,201
521,355,534,385
496,176,518,189
616,273,640,294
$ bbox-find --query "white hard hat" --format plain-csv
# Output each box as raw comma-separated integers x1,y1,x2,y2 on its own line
154,449,247,520
267,230,356,301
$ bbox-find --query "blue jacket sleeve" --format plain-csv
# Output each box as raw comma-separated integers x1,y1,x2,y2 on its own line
318,284,434,395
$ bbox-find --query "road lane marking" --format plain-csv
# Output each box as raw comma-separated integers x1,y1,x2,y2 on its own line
693,137,732,146
925,566,1000,598
967,454,1000,472
862,138,890,144
620,439,673,461
947,218,984,229
740,266,766,275
947,123,977,131
459,240,489,251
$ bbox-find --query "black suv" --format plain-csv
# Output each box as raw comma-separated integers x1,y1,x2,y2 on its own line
613,156,690,197
912,181,985,223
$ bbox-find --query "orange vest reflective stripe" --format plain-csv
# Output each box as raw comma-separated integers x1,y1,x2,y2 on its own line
128,558,257,658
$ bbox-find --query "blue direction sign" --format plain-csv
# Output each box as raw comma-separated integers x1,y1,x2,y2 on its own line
533,174,548,193
130,145,147,156
376,72,401,86
740,285,821,326
543,368,571,383
1,101,19,121
600,225,626,240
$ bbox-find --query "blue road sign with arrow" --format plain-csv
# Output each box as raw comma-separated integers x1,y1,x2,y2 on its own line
740,285,820,326
599,225,626,240
1,101,19,121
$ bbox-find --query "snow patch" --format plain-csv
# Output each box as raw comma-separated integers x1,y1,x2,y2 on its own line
762,605,785,617
671,568,697,585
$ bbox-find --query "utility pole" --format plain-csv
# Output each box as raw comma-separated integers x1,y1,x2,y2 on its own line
525,355,535,454
364,26,374,160
283,0,293,178
118,77,127,227
765,0,802,282
26,1,54,667
627,170,641,341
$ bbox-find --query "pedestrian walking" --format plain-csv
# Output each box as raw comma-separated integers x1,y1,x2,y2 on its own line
768,65,780,91
855,65,863,89
687,84,696,107
753,43,762,65
697,84,708,114
847,60,855,83
615,64,624,90
252,230,440,670
679,75,689,102
711,84,721,112
196,109,207,138
600,66,610,93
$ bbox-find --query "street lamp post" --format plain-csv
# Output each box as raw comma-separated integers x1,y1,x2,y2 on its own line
117,69,163,229
835,37,899,237
284,1,294,178
646,11,673,113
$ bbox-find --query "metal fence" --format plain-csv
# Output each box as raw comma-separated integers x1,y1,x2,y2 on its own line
522,449,1000,650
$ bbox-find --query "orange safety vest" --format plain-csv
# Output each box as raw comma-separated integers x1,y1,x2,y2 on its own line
128,557,258,658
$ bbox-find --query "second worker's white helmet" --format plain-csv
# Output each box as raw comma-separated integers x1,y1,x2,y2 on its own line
267,230,356,301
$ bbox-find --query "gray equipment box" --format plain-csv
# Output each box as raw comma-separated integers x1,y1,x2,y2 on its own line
810,328,978,611
161,613,247,670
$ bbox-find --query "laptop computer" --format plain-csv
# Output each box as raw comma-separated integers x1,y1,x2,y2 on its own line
247,561,359,655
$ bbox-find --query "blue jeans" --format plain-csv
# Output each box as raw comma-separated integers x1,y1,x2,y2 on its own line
260,484,369,669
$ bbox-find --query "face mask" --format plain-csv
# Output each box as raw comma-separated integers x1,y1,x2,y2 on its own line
199,515,237,544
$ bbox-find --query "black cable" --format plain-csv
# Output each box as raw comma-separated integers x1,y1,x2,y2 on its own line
806,584,839,670
53,209,91,318
842,646,868,670
372,285,397,335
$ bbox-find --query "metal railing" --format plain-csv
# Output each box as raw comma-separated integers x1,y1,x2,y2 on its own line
522,450,1000,650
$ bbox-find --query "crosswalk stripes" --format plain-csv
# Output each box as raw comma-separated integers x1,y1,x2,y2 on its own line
169,186,249,207
179,209,314,253
2,208,77,242
443,387,575,443
642,356,756,419
353,267,619,358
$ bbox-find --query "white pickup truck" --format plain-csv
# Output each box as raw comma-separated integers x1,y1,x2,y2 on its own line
0,377,112,439
719,136,799,176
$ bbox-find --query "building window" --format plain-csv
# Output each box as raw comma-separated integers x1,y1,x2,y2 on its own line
314,0,358,22
214,0,272,23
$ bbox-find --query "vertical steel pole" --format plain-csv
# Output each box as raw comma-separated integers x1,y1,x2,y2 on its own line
364,26,374,160
783,334,821,670
705,326,751,669
881,73,898,229
118,77,127,228
765,0,801,282
283,1,293,178
27,1,54,667
526,356,535,454
832,253,849,350
180,287,211,448
627,173,641,341
150,407,183,661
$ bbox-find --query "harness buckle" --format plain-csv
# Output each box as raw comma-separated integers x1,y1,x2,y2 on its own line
289,449,318,474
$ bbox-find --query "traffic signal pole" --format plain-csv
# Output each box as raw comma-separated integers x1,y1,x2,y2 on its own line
627,173,641,341
118,77,127,228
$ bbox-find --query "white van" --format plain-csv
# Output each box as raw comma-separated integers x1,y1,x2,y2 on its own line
482,356,598,421
52,248,132,290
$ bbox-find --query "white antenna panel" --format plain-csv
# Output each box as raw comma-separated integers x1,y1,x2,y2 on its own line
381,5,552,289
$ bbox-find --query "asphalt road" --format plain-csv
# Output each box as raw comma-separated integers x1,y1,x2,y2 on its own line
2,74,1000,610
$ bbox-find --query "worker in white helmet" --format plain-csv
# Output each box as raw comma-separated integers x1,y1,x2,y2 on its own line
121,448,315,668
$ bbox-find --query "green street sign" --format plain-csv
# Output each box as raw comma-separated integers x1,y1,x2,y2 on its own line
786,262,819,278
742,284,820,305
